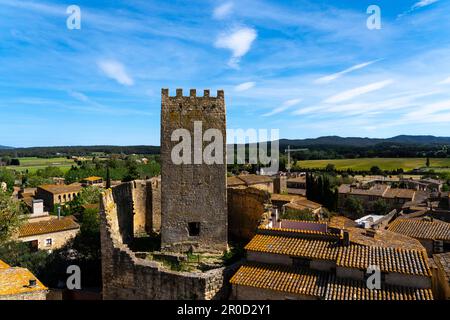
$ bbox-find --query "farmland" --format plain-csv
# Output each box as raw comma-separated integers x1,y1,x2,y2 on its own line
295,158,450,172
5,157,78,173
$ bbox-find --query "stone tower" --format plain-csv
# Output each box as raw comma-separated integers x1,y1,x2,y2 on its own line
160,88,227,252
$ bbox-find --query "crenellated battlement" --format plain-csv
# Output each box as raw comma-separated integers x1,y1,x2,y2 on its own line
161,88,224,99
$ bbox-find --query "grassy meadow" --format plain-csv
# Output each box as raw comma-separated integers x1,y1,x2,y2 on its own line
5,157,78,173
295,158,450,172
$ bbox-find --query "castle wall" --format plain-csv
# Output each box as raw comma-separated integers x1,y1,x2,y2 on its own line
160,89,227,252
100,188,235,300
227,187,270,241
109,178,161,238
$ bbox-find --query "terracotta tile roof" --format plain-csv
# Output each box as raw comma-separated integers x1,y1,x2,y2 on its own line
236,174,272,186
347,227,426,252
245,234,431,277
82,176,103,182
38,184,82,194
324,276,433,300
285,199,322,211
384,188,416,199
230,263,433,300
328,216,357,230
18,217,80,238
0,261,47,296
388,219,450,241
354,241,426,275
258,224,338,238
339,184,389,196
245,234,340,261
433,252,450,285
287,176,306,184
0,260,10,269
230,263,328,298
337,245,431,277
227,176,246,187
270,193,303,202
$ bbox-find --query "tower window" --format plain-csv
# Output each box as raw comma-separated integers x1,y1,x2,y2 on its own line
188,222,201,236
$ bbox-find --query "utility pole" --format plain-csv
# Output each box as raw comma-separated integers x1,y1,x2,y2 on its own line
285,145,308,173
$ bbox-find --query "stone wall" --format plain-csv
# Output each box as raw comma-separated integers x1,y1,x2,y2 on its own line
109,178,161,238
231,285,316,300
0,291,47,300
19,228,79,251
227,187,270,242
100,188,237,300
160,89,227,252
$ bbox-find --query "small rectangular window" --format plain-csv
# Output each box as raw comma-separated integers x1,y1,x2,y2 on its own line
188,222,201,236
45,238,53,246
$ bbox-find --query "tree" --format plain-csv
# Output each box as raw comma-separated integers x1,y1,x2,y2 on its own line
282,208,316,221
343,196,364,219
426,157,430,168
123,158,140,182
36,166,64,178
373,199,389,215
78,186,102,205
325,163,336,172
106,166,111,189
9,158,20,166
0,189,23,244
0,241,48,275
370,166,382,175
0,168,15,191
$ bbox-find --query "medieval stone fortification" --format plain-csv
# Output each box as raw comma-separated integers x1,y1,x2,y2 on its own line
100,89,236,300
160,88,227,252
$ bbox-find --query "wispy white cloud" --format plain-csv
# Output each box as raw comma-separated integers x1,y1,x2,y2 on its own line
215,26,257,68
413,0,439,9
438,76,450,85
97,59,134,86
263,98,302,117
314,60,380,84
213,2,233,20
234,81,255,92
398,0,439,18
293,90,440,116
323,79,394,104
67,90,151,116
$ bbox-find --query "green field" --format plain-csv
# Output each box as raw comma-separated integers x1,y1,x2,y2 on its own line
295,158,450,171
6,157,77,173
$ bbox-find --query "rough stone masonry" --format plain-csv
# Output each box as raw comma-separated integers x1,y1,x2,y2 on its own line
160,88,228,253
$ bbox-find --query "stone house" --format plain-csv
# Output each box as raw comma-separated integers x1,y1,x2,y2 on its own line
227,174,274,193
431,252,450,299
0,259,47,300
36,184,82,210
231,218,434,300
81,176,103,187
388,218,450,256
338,184,416,213
17,216,80,251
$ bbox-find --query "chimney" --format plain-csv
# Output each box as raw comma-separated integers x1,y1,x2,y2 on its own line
29,279,37,287
365,229,377,238
270,208,279,222
341,230,350,246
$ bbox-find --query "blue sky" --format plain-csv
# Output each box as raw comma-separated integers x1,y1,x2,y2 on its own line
1,0,450,147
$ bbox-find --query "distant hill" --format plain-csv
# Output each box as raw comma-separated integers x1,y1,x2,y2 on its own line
1,135,449,158
279,135,450,148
